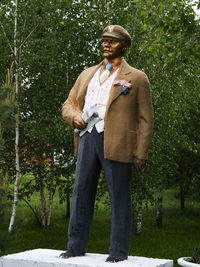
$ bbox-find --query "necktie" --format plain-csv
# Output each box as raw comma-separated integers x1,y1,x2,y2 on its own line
99,63,112,84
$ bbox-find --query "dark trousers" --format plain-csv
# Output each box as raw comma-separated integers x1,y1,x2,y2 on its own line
67,128,132,259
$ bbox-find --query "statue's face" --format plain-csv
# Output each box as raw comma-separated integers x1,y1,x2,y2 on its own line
102,37,126,60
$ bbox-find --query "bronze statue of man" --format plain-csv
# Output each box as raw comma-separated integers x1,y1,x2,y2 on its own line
61,25,154,262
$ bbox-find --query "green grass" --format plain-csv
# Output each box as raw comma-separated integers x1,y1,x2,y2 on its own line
1,189,200,267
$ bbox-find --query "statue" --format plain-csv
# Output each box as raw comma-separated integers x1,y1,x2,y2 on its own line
60,25,154,263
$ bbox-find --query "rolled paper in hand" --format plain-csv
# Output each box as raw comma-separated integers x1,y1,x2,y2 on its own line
82,105,97,123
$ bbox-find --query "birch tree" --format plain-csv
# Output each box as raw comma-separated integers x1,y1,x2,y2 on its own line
7,0,20,233
17,0,74,227
0,0,39,232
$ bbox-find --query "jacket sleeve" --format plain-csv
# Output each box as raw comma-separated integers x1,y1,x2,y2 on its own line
136,73,154,160
62,74,82,127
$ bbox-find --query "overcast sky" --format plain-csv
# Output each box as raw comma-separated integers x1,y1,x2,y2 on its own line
191,0,200,16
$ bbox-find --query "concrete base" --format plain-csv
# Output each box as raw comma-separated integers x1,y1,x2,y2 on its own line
0,249,173,267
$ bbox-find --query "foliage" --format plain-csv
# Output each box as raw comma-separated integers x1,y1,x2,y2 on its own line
0,69,15,177
190,248,200,264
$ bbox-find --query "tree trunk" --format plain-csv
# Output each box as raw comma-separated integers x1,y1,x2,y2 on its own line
156,187,163,228
135,193,143,235
47,186,54,226
40,184,46,227
8,0,20,233
39,169,47,227
37,158,47,227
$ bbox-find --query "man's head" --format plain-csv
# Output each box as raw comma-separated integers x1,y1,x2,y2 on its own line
102,25,131,60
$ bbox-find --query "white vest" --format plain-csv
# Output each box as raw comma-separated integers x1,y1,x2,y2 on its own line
82,67,119,134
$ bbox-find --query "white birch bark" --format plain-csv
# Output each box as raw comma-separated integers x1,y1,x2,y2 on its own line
8,0,20,233
135,193,143,235
47,183,54,226
135,174,144,235
40,184,47,227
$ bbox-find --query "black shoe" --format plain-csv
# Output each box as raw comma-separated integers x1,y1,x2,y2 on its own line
106,256,126,263
59,250,85,259
59,252,72,259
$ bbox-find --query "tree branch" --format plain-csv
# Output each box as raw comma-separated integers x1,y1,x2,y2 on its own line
18,24,39,51
21,197,42,227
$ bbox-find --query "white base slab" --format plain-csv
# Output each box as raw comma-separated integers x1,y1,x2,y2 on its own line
0,248,173,267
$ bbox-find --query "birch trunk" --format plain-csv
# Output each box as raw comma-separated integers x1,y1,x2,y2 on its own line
135,193,143,235
39,170,47,227
156,187,163,228
8,0,20,233
40,185,47,227
47,185,54,226
135,174,144,235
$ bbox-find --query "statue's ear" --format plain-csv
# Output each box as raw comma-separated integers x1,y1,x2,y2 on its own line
122,41,129,52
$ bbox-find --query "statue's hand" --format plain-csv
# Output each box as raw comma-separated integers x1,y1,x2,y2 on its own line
134,157,146,171
73,114,86,130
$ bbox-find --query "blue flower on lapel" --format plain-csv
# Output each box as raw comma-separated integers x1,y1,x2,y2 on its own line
114,80,132,95
120,85,129,95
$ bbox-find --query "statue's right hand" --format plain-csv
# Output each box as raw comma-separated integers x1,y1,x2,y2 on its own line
73,114,86,130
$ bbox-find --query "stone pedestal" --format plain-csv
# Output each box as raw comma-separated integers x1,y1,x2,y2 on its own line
0,248,173,267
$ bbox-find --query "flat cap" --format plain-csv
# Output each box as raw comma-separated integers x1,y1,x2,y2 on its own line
102,25,131,47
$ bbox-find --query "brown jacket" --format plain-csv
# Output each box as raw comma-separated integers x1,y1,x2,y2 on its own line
62,59,154,163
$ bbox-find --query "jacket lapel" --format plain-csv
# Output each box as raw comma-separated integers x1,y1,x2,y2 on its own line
105,59,133,115
79,62,102,109
83,63,102,90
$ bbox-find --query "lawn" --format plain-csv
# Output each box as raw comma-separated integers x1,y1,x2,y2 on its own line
0,188,200,267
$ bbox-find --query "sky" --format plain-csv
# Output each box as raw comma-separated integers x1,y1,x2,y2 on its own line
191,0,200,16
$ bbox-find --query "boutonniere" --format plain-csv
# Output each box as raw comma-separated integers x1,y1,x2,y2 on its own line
114,80,132,95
